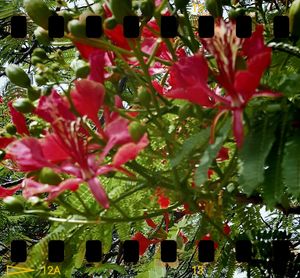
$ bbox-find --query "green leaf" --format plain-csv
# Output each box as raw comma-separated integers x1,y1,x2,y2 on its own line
137,253,167,278
171,127,210,167
282,132,300,198
115,222,132,241
238,118,277,196
194,118,231,186
262,138,284,208
277,73,300,97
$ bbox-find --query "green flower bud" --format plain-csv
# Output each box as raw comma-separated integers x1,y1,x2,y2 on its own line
24,0,54,29
29,120,44,136
5,64,31,88
33,48,47,59
128,121,146,142
228,8,246,19
35,74,47,86
289,0,300,38
12,98,35,113
3,196,25,213
138,87,151,106
39,167,62,185
205,0,223,18
31,56,43,65
68,19,86,37
34,27,52,46
103,17,118,29
5,124,17,135
57,10,74,31
110,0,133,23
27,196,49,210
71,60,90,78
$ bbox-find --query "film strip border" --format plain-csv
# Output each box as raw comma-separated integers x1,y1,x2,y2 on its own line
8,239,297,264
9,15,291,39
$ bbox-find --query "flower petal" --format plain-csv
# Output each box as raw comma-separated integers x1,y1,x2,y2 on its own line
112,134,149,167
48,178,81,200
72,79,105,127
35,90,75,123
8,101,29,135
0,185,21,198
88,177,109,209
6,138,51,171
131,232,154,255
40,134,70,163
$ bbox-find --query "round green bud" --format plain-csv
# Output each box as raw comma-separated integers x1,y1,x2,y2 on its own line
6,124,17,135
71,60,90,78
39,167,62,185
5,64,31,88
12,98,35,113
34,27,52,46
103,17,118,30
24,0,54,29
68,19,86,37
35,74,47,86
228,8,246,19
32,48,47,59
57,10,74,31
128,121,146,142
3,196,25,212
29,120,44,136
31,56,43,65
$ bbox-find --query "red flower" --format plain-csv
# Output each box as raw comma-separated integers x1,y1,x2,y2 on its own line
216,147,229,161
5,84,148,208
207,168,214,179
161,54,216,107
162,20,282,148
223,223,231,235
155,188,170,209
131,232,159,255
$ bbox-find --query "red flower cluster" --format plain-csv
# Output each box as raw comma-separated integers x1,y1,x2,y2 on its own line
2,82,149,208
159,19,282,148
